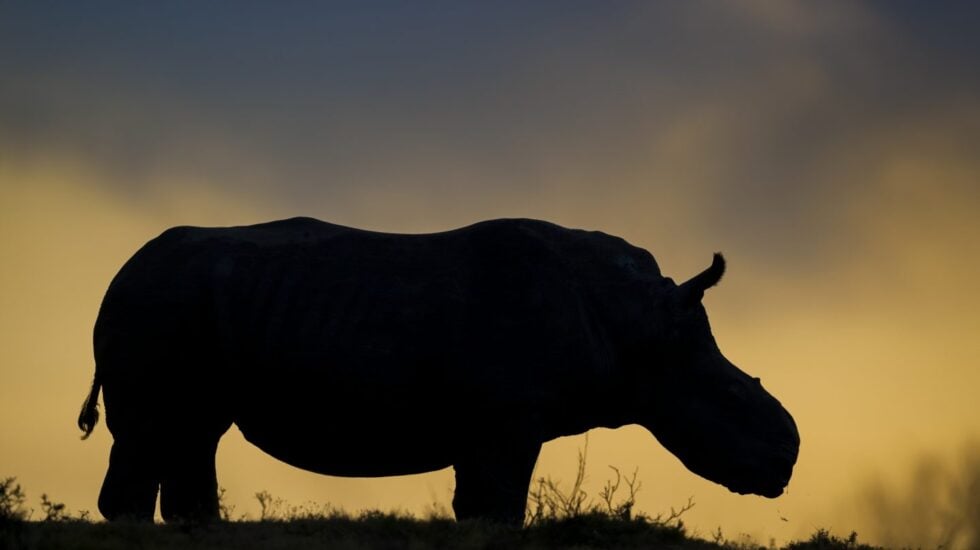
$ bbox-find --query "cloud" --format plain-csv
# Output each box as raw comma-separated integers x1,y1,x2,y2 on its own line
5,2,976,267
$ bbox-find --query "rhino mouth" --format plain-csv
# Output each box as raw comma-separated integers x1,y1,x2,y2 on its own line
713,446,796,499
728,480,787,498
722,459,794,499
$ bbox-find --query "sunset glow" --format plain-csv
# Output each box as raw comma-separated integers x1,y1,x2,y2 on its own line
2,3,979,546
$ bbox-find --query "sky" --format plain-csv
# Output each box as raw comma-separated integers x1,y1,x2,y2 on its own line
2,1,979,546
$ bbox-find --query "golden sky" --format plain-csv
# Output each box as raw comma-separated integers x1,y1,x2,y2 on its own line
2,2,979,546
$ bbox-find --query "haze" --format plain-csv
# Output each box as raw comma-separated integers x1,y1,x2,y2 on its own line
2,2,979,546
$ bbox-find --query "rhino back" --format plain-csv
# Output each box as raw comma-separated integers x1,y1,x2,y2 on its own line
95,218,663,468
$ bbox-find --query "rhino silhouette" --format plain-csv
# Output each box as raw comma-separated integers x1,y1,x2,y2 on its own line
79,217,799,523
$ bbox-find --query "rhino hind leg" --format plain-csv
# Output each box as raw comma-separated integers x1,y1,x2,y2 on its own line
452,441,541,525
159,435,222,522
98,437,160,521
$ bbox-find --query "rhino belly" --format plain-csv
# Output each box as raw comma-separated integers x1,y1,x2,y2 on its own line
232,372,462,477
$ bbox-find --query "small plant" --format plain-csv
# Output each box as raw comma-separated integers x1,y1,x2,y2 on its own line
712,526,726,545
524,434,694,531
254,490,340,521
598,465,641,520
648,496,695,528
285,500,340,521
39,494,69,522
255,490,286,521
526,437,590,524
0,477,30,521
217,485,236,521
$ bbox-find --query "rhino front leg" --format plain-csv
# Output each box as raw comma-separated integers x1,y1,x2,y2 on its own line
452,439,541,524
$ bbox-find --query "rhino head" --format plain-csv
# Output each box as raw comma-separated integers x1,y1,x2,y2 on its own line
634,254,799,498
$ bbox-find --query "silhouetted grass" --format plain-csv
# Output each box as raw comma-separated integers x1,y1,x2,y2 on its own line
0,435,889,550
0,513,888,550
783,529,881,550
1,474,887,550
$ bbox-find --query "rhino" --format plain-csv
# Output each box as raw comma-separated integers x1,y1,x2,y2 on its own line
78,217,799,523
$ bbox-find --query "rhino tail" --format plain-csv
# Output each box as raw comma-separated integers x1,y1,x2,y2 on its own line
78,375,101,440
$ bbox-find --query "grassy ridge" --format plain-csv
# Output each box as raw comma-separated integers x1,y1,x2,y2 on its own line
1,514,879,550
2,458,884,550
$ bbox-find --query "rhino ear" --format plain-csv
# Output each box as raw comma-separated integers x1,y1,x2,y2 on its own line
678,253,725,304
